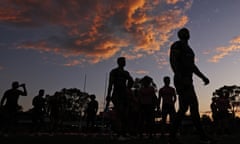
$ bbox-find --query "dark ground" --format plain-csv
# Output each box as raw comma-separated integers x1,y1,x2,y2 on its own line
1,113,240,144
1,132,240,144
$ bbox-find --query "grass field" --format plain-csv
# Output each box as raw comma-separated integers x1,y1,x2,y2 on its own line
1,132,240,144
1,114,240,144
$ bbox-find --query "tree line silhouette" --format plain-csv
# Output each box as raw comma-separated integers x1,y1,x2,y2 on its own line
0,84,98,136
0,76,240,139
0,78,240,138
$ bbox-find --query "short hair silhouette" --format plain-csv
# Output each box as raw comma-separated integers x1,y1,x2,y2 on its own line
12,81,19,89
163,76,170,84
90,94,96,100
177,27,190,40
117,57,126,67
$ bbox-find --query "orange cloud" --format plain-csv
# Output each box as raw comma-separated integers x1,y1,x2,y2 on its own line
153,51,169,68
166,0,181,5
64,60,83,67
0,0,192,66
18,38,127,64
230,36,240,44
121,51,144,60
209,36,240,63
131,70,149,75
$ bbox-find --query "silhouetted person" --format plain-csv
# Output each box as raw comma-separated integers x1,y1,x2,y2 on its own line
158,76,176,135
215,92,232,135
32,89,46,133
127,78,141,136
0,81,27,135
169,28,210,144
210,97,218,132
139,75,158,138
57,92,67,132
86,94,99,130
47,92,61,134
106,57,134,140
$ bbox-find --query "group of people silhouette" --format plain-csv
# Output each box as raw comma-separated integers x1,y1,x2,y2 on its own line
105,28,213,143
0,28,234,144
0,82,99,136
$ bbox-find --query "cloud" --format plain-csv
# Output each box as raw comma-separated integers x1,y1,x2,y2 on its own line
63,60,83,67
154,51,169,68
0,65,4,70
131,70,149,75
166,0,181,5
230,36,240,44
209,35,240,63
0,0,192,65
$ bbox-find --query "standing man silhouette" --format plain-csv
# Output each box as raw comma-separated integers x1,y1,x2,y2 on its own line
0,81,27,135
86,94,99,129
169,28,211,144
106,57,134,140
158,76,176,134
32,89,46,133
139,75,158,138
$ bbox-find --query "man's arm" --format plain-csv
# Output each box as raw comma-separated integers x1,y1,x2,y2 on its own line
173,88,177,103
96,101,99,113
170,43,181,75
157,90,162,111
0,92,7,107
20,84,27,96
193,65,209,85
106,72,113,101
105,71,113,110
153,90,158,108
127,73,134,88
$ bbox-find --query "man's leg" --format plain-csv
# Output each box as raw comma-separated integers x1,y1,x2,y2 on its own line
169,88,189,144
189,86,212,143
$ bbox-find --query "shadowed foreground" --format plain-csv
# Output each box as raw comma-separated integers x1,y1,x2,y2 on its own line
1,133,240,144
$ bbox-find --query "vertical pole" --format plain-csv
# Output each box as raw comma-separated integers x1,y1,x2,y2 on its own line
103,72,108,107
84,74,87,92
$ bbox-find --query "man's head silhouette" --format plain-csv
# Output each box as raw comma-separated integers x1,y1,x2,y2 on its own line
39,89,45,96
178,28,190,40
163,76,170,86
117,57,126,68
12,81,19,89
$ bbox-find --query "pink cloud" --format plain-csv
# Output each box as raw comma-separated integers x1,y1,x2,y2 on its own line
230,36,240,44
131,70,149,75
209,36,240,63
0,0,192,66
64,60,83,67
166,0,181,5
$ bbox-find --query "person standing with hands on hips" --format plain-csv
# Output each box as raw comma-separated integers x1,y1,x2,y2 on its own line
158,76,177,135
105,57,134,140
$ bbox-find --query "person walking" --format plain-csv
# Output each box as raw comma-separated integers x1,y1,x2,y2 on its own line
169,28,211,144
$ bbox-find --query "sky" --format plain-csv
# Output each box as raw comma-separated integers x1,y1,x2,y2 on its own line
1,0,240,113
